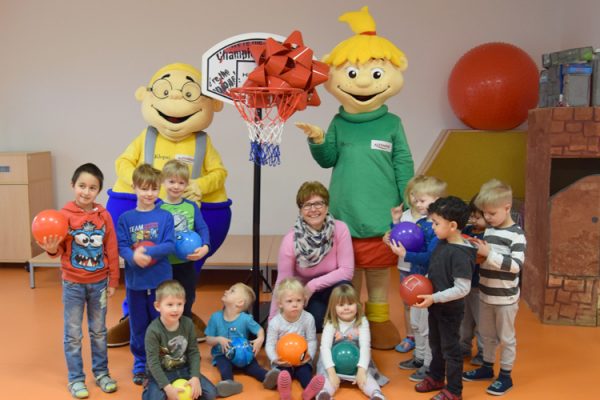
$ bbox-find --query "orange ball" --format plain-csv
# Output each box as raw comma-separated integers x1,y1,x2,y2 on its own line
31,209,68,243
400,274,433,306
276,333,308,366
448,42,539,130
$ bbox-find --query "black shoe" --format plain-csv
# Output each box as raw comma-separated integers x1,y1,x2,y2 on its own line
132,372,146,386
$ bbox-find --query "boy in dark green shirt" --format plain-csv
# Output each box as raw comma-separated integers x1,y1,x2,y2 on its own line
143,280,216,400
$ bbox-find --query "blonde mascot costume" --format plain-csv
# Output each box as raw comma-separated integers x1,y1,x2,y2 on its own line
106,63,232,345
297,7,414,349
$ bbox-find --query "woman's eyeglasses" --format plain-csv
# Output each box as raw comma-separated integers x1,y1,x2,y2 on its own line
301,201,326,211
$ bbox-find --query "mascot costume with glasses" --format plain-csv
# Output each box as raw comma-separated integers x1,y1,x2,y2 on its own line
296,7,414,349
105,63,232,346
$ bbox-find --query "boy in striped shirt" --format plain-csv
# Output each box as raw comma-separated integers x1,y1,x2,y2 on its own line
462,180,526,396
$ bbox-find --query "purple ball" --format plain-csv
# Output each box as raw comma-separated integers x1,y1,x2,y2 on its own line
390,222,424,252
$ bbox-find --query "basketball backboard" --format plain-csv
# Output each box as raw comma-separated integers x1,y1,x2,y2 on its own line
201,32,285,104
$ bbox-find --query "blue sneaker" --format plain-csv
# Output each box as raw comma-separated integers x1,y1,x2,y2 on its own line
462,366,494,381
395,336,415,353
486,375,513,396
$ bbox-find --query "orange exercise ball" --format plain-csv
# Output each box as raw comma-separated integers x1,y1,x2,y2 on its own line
31,209,68,243
448,42,539,130
276,333,308,366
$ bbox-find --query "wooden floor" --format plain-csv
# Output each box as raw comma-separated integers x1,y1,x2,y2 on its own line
2,264,599,400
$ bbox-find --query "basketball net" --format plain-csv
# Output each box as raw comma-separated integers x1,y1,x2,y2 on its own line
229,87,303,166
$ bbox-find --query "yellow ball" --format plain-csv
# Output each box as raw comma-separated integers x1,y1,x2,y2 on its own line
171,378,192,400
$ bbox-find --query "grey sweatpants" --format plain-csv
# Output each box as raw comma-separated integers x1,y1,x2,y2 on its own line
479,300,518,371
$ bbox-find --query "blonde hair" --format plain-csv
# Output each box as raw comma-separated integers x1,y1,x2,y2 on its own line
132,164,161,189
411,175,447,199
156,280,186,302
274,277,305,305
474,179,513,209
148,63,201,86
161,159,190,183
323,6,407,70
232,282,256,312
324,284,364,329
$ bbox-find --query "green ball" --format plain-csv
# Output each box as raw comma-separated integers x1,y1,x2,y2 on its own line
332,340,360,375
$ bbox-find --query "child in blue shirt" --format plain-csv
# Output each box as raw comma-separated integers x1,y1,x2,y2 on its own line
117,164,175,385
388,176,447,382
205,283,279,397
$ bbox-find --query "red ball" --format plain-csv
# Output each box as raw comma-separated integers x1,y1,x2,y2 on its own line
276,333,308,366
132,240,157,266
400,274,433,306
31,209,68,243
448,42,539,130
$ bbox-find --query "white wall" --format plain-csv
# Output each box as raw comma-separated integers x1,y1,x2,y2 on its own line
1,0,589,234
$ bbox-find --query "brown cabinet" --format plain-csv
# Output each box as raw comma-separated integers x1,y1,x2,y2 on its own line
0,152,53,262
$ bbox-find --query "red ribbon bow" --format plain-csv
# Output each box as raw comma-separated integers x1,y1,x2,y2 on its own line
243,30,329,111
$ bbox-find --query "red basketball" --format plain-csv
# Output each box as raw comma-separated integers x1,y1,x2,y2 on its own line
276,333,308,366
448,42,539,130
132,240,157,266
31,209,68,243
400,274,433,306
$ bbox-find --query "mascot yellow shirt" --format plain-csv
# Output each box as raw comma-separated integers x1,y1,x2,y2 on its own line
113,128,227,203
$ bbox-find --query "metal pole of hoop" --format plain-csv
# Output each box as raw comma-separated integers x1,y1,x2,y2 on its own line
230,87,303,323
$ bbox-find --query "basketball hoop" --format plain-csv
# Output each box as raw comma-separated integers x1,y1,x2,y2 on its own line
229,87,303,166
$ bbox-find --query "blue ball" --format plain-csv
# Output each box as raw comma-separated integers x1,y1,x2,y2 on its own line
226,337,254,367
175,231,203,260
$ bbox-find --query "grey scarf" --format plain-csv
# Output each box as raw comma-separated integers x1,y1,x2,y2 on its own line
293,213,335,268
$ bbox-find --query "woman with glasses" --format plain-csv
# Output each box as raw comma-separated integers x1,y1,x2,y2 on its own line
268,181,354,333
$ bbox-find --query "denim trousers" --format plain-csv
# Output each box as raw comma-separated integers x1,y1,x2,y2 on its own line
62,278,109,383
142,366,217,400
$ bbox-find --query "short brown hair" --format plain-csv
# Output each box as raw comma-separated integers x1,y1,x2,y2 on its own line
132,164,161,189
296,181,329,208
474,179,513,209
161,159,190,183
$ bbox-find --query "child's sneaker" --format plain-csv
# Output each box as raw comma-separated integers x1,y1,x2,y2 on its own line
263,368,280,389
395,336,415,353
132,372,147,386
408,365,429,382
470,352,484,366
316,391,331,400
68,381,89,399
277,370,292,400
462,366,494,381
302,374,325,400
216,380,243,397
414,376,445,393
370,389,386,400
399,357,424,370
95,374,117,393
431,388,462,400
486,375,513,396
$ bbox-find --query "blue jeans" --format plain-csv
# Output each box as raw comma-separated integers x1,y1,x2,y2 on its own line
142,366,217,400
63,279,109,383
214,355,267,382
